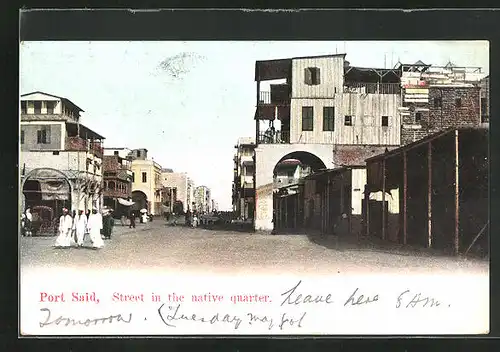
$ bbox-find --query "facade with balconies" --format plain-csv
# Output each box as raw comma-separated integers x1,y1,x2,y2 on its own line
20,91,106,213
102,148,133,213
232,137,256,220
253,54,403,232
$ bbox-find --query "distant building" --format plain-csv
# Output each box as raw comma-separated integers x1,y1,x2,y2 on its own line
161,170,193,213
480,75,490,125
129,148,163,215
232,137,255,220
20,91,105,216
194,186,211,213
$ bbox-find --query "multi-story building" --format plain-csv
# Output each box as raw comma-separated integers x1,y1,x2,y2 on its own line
397,61,486,145
232,137,256,220
194,186,211,214
187,178,194,212
253,54,402,231
129,148,163,215
161,169,193,213
20,91,105,216
102,147,133,214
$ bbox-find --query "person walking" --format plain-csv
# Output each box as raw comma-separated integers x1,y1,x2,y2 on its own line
73,209,88,247
88,209,104,249
128,210,136,229
102,210,115,240
54,208,73,248
24,208,33,237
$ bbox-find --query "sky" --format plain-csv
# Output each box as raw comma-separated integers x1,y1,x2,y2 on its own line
19,41,489,210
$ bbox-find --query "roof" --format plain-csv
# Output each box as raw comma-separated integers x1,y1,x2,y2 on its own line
366,127,488,163
344,66,401,83
255,53,346,81
21,91,85,112
65,121,105,140
304,165,366,180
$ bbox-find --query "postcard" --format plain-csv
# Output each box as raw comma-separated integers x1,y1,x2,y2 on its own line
19,39,489,336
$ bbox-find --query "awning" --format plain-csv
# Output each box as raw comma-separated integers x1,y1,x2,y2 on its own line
117,198,135,206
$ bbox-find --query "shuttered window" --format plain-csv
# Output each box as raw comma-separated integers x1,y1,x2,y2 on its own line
323,107,335,131
302,106,314,131
304,67,321,85
36,126,51,144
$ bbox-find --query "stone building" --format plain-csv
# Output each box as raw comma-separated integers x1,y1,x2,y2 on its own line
161,169,194,213
129,148,163,215
398,61,486,145
20,91,105,220
194,185,211,214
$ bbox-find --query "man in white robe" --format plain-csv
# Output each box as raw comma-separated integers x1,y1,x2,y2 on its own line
88,208,104,249
54,208,73,248
73,209,88,247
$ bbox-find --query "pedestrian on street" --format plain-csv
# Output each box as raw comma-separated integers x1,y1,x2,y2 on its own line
129,210,136,229
73,209,88,247
24,208,33,237
88,209,104,249
85,209,90,220
102,210,115,240
54,208,73,248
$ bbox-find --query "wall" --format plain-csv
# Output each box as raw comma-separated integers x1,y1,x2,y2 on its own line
130,160,155,211
20,150,102,177
402,86,481,145
20,122,63,151
291,56,344,98
289,93,401,145
162,172,188,212
254,143,334,231
104,148,132,159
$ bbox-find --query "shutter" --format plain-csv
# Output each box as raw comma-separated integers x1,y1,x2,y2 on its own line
304,68,312,85
315,68,321,85
45,126,51,143
37,130,42,143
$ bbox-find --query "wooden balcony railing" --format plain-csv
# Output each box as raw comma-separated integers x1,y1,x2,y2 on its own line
344,83,401,94
65,136,103,158
258,131,290,144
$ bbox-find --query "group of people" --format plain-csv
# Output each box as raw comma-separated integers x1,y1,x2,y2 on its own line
53,207,115,249
21,208,33,236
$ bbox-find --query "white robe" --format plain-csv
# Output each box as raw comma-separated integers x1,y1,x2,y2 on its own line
73,215,88,246
88,213,104,248
55,214,73,247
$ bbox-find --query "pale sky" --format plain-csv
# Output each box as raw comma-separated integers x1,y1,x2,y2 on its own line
19,41,489,210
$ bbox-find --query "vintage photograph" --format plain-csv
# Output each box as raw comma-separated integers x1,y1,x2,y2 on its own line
19,40,489,335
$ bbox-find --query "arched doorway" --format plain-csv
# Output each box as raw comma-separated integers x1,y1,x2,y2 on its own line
21,167,72,235
272,151,326,233
131,190,148,211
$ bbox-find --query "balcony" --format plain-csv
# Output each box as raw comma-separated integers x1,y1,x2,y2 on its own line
343,82,401,95
103,188,130,199
65,136,103,158
258,130,290,144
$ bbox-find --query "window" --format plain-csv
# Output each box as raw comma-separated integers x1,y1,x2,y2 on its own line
415,112,422,123
20,101,27,114
20,130,24,144
34,101,42,114
381,116,389,127
142,172,147,183
302,106,314,131
137,150,141,158
132,172,135,183
455,98,462,108
36,126,51,144
304,67,321,85
433,97,442,108
323,106,335,131
52,151,60,155
46,101,56,114
344,115,353,126
114,150,119,155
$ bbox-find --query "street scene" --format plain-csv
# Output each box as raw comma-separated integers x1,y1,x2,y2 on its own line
20,41,489,274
